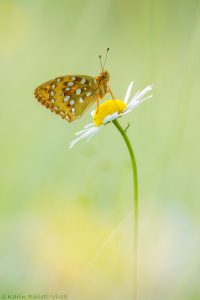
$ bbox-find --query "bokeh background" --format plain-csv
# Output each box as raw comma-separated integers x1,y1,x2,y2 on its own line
0,0,200,299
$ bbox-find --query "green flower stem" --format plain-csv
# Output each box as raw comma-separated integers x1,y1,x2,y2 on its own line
113,119,138,300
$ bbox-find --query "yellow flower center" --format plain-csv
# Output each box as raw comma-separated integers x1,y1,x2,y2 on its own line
93,99,127,126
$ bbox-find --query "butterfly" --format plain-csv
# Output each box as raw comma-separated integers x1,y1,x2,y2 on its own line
34,49,114,122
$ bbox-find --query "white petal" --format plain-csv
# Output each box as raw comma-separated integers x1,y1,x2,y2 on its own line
90,109,95,117
75,128,92,136
124,81,134,104
86,128,101,142
132,90,140,100
75,123,95,136
128,94,153,110
118,109,132,117
84,123,94,129
103,112,119,124
128,85,153,108
69,127,99,149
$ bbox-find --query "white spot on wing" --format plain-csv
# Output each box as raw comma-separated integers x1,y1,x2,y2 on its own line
64,95,70,102
81,78,86,84
71,76,76,80
79,97,84,103
57,78,61,82
51,91,55,96
86,92,92,97
68,82,74,86
76,89,81,95
52,84,56,89
65,87,70,91
72,107,75,114
70,99,75,105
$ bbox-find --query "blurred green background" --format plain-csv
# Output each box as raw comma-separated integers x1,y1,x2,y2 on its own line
0,0,200,299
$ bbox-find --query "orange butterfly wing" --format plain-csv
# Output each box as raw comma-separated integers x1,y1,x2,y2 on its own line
34,75,98,122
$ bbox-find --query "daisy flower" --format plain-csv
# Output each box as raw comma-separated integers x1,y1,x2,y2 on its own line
68,80,153,299
69,81,153,149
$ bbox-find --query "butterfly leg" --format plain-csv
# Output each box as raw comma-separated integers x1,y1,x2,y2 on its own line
108,86,116,99
108,85,120,111
95,95,100,113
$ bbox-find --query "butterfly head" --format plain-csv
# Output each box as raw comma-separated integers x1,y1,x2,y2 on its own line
101,70,110,81
96,70,110,82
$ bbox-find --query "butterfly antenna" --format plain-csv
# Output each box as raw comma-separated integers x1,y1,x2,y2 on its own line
99,55,103,72
102,48,109,72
